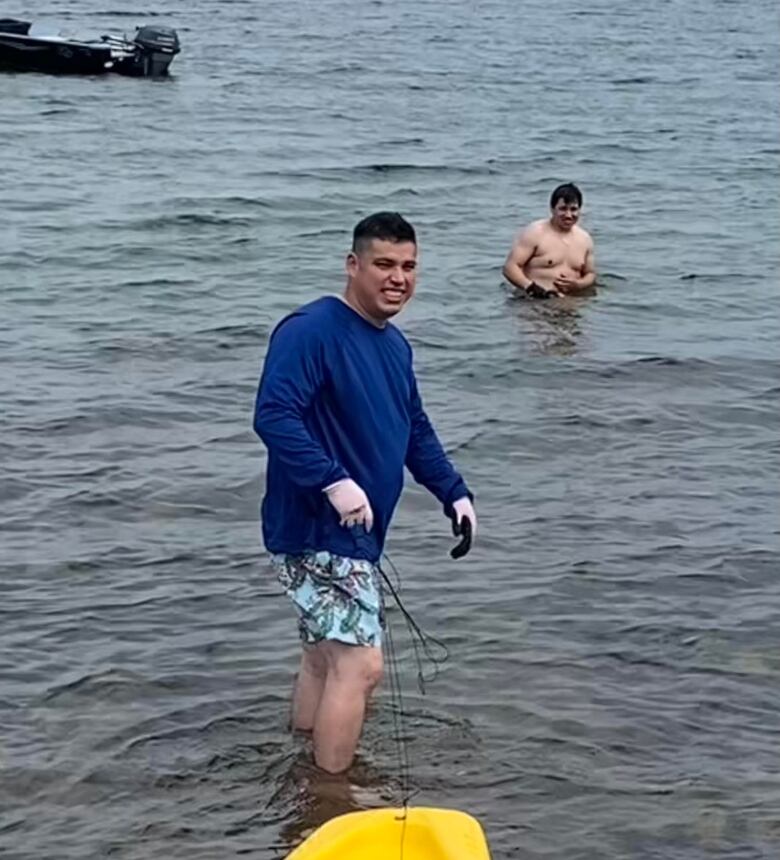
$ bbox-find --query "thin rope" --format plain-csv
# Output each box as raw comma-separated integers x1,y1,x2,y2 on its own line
383,599,411,805
378,552,451,830
379,554,450,694
380,559,412,860
344,535,453,856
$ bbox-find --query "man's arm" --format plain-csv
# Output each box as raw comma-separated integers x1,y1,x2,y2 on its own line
253,316,348,490
404,373,470,514
503,224,562,297
580,241,597,288
502,225,538,290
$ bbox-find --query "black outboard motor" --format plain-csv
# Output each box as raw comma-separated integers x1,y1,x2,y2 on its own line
126,25,180,76
0,18,31,34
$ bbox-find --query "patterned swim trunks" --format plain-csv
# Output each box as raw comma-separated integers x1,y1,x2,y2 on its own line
270,551,386,647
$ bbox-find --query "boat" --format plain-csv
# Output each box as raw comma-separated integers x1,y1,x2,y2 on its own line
0,18,180,77
286,807,492,860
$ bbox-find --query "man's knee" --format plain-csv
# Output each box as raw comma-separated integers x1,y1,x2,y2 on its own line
359,646,384,691
301,644,328,680
326,643,383,691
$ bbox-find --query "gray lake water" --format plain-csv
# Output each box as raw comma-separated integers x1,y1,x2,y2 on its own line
2,0,779,857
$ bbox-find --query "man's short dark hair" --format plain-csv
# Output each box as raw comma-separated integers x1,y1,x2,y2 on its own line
550,183,583,208
352,211,416,253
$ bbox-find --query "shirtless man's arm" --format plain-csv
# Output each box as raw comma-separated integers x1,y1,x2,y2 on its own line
502,223,563,298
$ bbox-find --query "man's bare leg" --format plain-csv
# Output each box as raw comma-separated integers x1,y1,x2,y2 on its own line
291,644,327,732
312,642,383,773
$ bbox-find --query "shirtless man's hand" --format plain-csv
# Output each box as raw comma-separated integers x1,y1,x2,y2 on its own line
553,273,583,292
502,183,596,299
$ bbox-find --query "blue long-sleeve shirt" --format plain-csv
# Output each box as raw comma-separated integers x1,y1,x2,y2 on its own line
253,296,470,562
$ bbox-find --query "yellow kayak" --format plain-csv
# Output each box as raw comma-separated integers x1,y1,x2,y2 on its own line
286,806,491,860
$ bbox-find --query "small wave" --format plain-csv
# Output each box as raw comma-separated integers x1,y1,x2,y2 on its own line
633,356,715,371
278,162,495,180
43,668,152,702
195,323,268,340
130,212,256,230
636,355,684,366
611,76,657,85
84,9,162,17
171,195,273,210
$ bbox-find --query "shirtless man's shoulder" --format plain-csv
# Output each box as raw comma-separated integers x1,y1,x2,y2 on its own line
525,220,591,245
571,223,593,244
521,219,548,238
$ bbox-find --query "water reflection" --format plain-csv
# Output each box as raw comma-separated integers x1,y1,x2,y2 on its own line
271,753,396,858
505,285,594,357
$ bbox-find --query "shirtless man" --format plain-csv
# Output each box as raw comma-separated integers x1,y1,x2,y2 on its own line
503,183,596,298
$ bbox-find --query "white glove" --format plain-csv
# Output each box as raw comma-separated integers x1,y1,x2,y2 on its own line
452,496,477,538
324,478,374,532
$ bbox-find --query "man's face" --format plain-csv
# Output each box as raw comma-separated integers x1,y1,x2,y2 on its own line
346,239,418,321
551,199,580,231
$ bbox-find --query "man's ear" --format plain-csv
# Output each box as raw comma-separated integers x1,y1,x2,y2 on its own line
345,251,358,275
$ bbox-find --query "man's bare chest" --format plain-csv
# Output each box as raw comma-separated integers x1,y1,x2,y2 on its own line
531,236,586,269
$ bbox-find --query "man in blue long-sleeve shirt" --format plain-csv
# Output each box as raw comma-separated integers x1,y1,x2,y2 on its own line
254,212,476,773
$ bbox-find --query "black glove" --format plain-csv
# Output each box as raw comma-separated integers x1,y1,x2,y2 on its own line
450,512,473,560
526,281,553,299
